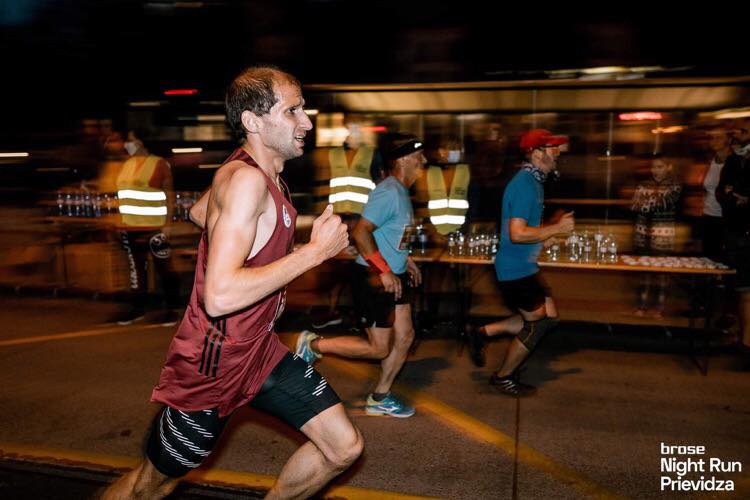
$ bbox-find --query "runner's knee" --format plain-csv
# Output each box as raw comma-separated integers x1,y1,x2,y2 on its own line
394,327,415,349
325,427,364,471
370,338,391,359
518,316,559,350
129,460,179,499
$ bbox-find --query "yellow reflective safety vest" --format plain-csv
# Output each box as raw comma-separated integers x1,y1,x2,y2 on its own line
426,164,470,235
116,155,168,228
328,146,376,214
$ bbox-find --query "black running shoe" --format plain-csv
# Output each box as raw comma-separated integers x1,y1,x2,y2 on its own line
112,309,145,326
311,311,343,329
489,373,537,397
468,325,486,367
153,310,180,327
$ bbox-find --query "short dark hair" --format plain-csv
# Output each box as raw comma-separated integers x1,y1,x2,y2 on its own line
128,127,150,142
225,66,301,143
379,132,423,171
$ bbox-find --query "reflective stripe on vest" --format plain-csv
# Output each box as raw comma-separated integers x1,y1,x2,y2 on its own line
328,147,375,214
116,155,168,227
426,164,470,235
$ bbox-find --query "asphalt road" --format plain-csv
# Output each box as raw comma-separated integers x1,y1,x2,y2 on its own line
1,295,749,499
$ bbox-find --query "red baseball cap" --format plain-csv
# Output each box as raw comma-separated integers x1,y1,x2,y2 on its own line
519,129,568,151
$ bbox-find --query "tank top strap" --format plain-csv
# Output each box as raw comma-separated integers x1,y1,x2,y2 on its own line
278,175,292,203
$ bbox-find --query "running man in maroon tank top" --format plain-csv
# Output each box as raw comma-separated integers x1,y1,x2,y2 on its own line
103,67,362,500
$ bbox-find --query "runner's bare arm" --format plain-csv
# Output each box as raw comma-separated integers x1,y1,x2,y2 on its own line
189,189,210,229
352,216,402,298
204,168,347,317
351,216,379,256
509,212,574,244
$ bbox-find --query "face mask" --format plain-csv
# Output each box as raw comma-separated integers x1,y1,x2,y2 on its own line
734,143,750,156
447,150,461,163
124,141,138,156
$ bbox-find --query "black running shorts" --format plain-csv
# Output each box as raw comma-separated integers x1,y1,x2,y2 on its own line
146,352,341,478
351,264,413,328
497,272,551,313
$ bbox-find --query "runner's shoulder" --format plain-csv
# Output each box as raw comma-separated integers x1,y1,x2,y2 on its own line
215,161,267,195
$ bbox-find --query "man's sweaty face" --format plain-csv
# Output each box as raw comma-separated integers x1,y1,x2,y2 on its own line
259,80,313,160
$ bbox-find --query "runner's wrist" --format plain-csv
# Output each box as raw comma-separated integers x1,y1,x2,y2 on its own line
365,251,391,275
300,243,326,267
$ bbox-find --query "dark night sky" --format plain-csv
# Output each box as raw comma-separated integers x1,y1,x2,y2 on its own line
2,1,748,132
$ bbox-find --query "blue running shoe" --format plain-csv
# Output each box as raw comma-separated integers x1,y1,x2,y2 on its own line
365,393,415,418
295,330,321,364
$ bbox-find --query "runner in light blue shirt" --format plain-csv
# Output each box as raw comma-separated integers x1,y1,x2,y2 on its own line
297,133,426,418
355,175,413,274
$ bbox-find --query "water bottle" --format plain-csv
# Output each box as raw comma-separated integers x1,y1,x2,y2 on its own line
56,191,65,216
182,192,192,222
93,193,102,218
73,191,83,217
65,193,73,217
173,193,182,222
582,231,592,263
448,232,456,256
550,242,560,261
83,192,93,218
457,232,465,256
600,233,609,262
567,232,579,261
594,227,604,261
469,234,475,256
608,235,618,263
491,232,499,255
417,224,428,255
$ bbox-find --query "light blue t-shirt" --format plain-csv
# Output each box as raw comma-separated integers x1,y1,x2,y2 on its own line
355,176,413,274
495,168,544,281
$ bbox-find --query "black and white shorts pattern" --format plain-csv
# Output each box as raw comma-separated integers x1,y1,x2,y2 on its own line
146,406,228,478
146,352,340,478
250,351,341,430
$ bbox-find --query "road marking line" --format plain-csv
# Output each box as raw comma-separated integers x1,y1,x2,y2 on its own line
0,442,442,500
323,357,624,500
0,324,167,347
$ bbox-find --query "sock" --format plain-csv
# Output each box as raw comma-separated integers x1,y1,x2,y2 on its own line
372,392,389,401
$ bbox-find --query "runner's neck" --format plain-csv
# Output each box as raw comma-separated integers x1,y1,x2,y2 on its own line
241,144,283,190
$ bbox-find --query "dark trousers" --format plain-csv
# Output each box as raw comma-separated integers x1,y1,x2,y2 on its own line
119,230,179,312
700,215,725,260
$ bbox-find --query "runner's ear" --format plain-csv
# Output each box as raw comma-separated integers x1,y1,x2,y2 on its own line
241,110,261,135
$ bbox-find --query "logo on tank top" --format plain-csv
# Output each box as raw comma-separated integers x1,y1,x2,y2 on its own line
282,204,292,228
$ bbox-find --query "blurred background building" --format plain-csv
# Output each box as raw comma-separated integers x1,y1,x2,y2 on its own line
2,0,749,319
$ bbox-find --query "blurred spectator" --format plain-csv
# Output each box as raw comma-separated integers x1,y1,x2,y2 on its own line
425,136,470,235
700,128,732,259
309,121,384,330
111,129,179,326
95,130,126,193
631,155,682,317
717,121,750,364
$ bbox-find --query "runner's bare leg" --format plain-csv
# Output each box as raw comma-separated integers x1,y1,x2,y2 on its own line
266,403,363,499
373,303,414,394
101,459,179,500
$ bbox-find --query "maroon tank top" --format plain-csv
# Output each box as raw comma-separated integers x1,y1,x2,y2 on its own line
151,148,296,417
